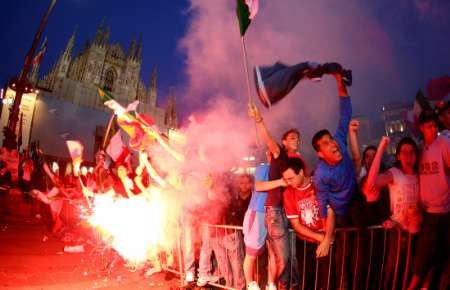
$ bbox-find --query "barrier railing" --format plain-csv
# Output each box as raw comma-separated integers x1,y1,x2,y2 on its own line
186,224,415,290
55,200,416,290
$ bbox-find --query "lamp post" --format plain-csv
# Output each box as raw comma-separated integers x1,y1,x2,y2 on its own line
3,0,57,150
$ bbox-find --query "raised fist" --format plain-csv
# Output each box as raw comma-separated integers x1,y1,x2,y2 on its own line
349,119,360,133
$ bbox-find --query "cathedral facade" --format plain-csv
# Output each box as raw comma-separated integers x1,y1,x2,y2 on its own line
27,23,177,160
36,22,176,128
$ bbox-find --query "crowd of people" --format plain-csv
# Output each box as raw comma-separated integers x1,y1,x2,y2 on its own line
181,73,449,290
0,71,449,290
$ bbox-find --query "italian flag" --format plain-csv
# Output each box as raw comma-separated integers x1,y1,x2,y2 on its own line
236,0,259,36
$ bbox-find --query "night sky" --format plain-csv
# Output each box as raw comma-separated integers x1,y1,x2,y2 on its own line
1,0,450,130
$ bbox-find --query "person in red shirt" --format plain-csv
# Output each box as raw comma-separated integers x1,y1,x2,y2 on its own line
281,157,336,289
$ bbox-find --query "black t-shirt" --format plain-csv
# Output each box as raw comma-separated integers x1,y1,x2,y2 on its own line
226,194,251,226
266,145,289,207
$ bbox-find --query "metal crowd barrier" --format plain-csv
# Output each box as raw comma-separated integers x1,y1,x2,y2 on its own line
56,202,416,290
172,223,415,290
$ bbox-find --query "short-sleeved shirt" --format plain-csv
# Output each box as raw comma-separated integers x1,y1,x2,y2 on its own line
248,164,269,212
226,195,251,226
266,146,302,207
419,135,450,213
283,183,323,242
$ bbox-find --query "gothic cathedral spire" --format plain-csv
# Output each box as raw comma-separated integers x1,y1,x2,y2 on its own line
164,88,177,129
127,37,136,60
63,26,77,61
135,35,143,60
147,66,157,106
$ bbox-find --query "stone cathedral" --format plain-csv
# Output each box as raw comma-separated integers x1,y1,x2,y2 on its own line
35,22,177,127
28,23,178,160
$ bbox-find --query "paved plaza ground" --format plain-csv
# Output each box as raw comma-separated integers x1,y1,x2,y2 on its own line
0,192,183,290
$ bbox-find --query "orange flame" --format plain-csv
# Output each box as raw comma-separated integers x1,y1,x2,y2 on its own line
88,187,175,266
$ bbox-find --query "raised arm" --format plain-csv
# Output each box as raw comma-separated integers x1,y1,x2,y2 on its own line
363,136,393,202
334,74,352,144
255,178,286,192
248,102,280,158
348,119,362,177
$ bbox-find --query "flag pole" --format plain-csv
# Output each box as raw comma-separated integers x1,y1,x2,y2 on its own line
101,113,115,150
240,36,252,103
240,36,260,148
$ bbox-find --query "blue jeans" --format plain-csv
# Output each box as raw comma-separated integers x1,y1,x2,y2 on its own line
265,206,295,290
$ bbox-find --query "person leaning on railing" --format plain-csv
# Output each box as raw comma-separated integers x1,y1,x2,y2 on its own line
280,157,335,290
363,136,422,290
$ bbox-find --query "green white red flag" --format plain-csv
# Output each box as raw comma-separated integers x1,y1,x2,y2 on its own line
236,0,259,36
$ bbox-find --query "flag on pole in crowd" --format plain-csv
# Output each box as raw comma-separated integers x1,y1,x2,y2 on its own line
254,61,353,108
236,0,259,36
66,140,84,161
66,140,84,175
97,86,185,161
406,89,432,131
254,62,317,108
106,131,130,164
32,37,48,67
412,89,431,120
427,76,450,100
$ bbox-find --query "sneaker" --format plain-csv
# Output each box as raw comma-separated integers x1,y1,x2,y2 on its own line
196,275,219,287
185,271,195,283
197,276,209,287
248,281,261,290
266,282,277,290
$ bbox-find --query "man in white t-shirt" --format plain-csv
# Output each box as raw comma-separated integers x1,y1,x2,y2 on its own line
409,109,450,290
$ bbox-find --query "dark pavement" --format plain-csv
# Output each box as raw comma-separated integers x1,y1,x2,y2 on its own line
0,192,181,290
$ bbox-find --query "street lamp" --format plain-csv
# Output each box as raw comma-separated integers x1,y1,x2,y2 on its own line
2,0,57,150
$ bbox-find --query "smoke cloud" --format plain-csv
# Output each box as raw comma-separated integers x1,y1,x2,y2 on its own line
176,0,450,165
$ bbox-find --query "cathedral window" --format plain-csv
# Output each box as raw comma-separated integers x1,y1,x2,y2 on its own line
103,68,117,92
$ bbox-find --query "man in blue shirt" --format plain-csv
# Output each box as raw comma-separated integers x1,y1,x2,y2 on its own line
312,72,356,228
311,72,358,289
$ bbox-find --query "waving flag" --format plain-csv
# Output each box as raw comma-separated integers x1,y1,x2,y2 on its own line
32,37,48,67
254,61,352,108
236,0,259,36
106,131,130,165
254,62,317,108
66,140,84,161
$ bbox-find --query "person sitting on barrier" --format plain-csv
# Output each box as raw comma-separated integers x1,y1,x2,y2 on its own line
281,157,335,290
363,136,421,289
408,109,450,290
243,151,277,290
248,103,303,290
